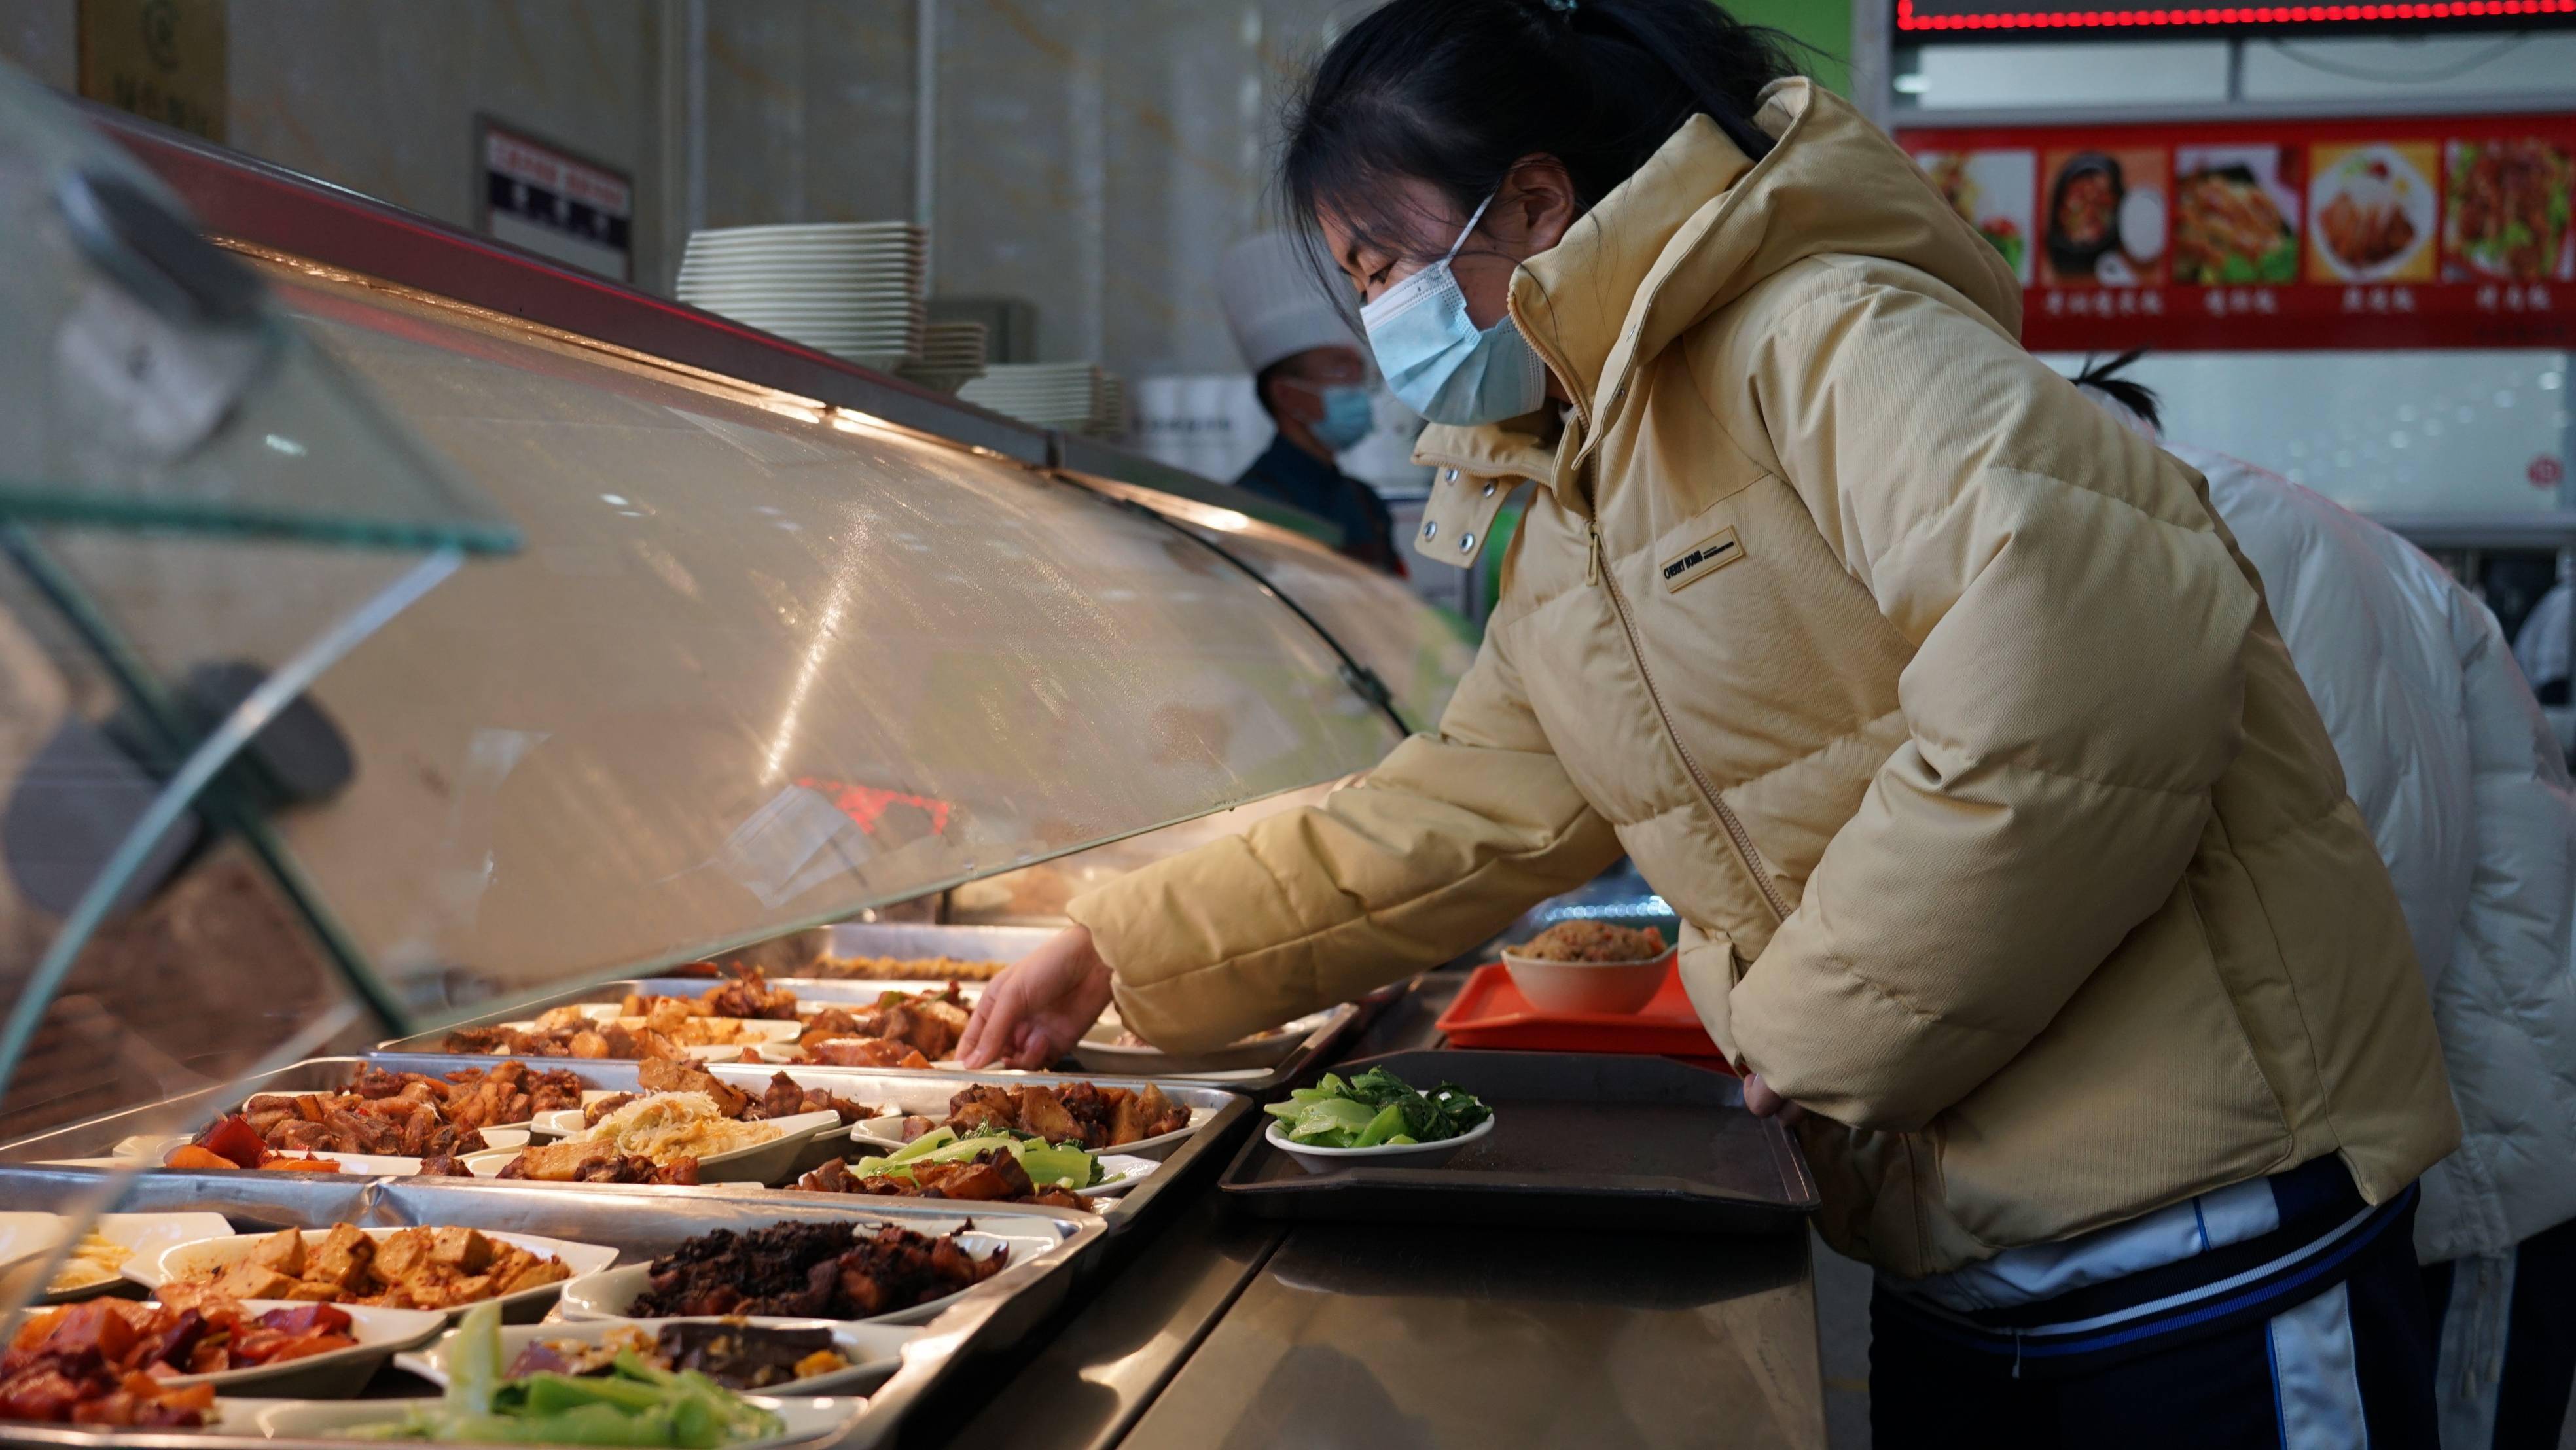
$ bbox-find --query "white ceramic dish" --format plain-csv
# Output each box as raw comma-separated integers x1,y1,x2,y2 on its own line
817,1141,1158,1199
558,1223,1046,1326
141,1298,446,1398
1069,1008,1333,1074
480,1106,840,1186
232,1393,864,1448
1499,949,1673,1015
396,1315,922,1397
1265,1113,1497,1175
130,1227,619,1324
0,1211,234,1302
78,1128,529,1178
848,1106,1213,1164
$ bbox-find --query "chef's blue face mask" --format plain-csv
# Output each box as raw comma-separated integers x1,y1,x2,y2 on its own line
1283,378,1376,451
1359,192,1548,427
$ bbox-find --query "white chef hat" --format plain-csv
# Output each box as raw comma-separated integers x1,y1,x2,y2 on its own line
1216,232,1359,374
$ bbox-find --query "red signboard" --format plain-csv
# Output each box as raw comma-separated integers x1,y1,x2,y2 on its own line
1898,112,2576,350
1895,0,2576,39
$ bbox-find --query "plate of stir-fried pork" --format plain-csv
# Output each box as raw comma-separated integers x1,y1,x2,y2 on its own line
850,1080,1202,1160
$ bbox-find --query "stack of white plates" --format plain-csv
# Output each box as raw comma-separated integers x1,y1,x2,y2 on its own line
676,222,925,368
959,362,1115,431
897,321,988,393
1085,374,1130,441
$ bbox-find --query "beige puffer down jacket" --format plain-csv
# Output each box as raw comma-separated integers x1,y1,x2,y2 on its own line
1069,79,2459,1276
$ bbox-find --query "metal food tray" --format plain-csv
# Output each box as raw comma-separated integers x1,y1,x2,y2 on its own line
380,922,1367,1092
0,1166,1103,1450
1217,1049,1821,1233
829,923,1369,1090
0,1055,1251,1235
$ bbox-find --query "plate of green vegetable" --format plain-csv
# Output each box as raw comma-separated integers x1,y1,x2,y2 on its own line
845,1127,1156,1199
1262,1068,1495,1174
236,1300,861,1447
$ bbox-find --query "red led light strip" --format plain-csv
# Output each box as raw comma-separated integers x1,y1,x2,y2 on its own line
1895,0,2576,29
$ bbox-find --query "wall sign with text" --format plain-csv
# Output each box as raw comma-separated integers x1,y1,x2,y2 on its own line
1900,113,2575,350
474,118,633,283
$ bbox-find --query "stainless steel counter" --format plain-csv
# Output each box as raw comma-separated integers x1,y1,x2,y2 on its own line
904,973,1827,1450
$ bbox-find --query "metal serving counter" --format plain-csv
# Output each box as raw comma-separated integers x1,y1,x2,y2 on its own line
897,976,1828,1450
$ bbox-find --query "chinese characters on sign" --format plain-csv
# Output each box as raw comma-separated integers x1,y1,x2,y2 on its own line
1904,113,2574,350
475,118,634,283
77,0,226,142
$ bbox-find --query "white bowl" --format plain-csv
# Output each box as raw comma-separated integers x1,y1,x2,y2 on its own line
130,1227,619,1324
149,1299,447,1398
1264,1113,1497,1175
1499,949,1673,1015
396,1315,920,1398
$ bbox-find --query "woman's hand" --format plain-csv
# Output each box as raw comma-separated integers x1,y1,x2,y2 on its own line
956,925,1117,1070
1742,1073,1806,1125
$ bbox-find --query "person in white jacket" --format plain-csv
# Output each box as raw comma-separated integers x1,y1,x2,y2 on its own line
2078,355,2576,1450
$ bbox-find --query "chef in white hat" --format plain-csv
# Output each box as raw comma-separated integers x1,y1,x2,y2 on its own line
1215,232,1404,573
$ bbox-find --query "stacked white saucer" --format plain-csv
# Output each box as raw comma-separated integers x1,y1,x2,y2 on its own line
897,321,988,393
959,362,1120,433
676,222,926,368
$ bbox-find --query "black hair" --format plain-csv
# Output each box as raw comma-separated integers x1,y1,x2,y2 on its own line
2071,347,2163,434
1281,0,1799,285
1253,358,1294,421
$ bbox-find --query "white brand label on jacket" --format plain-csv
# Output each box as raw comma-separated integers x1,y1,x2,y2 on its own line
1662,525,1744,592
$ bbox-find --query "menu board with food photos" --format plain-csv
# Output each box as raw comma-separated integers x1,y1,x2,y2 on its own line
1901,113,2575,350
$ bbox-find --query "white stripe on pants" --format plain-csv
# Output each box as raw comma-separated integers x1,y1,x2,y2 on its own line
2268,1282,2372,1449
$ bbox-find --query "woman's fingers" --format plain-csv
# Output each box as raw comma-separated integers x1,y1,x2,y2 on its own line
1742,1073,1808,1125
958,973,1024,1069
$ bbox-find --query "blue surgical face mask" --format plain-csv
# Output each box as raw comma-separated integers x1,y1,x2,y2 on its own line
1287,380,1376,451
1360,192,1548,427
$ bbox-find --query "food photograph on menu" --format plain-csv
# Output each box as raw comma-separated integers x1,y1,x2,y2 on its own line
2041,145,2168,286
2172,143,2302,285
2307,139,2440,283
1918,147,2037,284
2444,135,2575,283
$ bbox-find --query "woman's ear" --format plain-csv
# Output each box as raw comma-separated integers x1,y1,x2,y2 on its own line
1501,155,1580,256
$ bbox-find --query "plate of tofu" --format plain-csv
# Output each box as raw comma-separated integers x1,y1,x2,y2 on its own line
126,1223,618,1324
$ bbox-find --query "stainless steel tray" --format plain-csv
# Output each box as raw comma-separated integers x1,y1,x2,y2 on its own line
819,924,1367,1091
379,921,1368,1092
0,1167,1104,1450
0,1055,1251,1235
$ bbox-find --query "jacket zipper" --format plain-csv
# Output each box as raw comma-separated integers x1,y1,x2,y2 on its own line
1590,513,1792,924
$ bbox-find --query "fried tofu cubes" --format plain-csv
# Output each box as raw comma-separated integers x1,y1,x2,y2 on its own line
161,1224,569,1312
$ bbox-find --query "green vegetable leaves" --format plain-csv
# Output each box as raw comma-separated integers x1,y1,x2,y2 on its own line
1262,1069,1492,1148
855,1127,1104,1188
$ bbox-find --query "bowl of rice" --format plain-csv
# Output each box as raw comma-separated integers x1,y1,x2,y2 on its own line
1500,921,1673,1015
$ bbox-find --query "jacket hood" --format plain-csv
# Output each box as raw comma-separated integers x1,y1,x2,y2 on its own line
1414,78,2022,493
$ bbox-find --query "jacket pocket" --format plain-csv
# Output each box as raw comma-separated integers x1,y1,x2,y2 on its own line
1673,920,1743,1063
1929,887,2295,1252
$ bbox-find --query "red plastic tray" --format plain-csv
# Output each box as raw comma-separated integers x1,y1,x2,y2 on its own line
1435,961,1726,1061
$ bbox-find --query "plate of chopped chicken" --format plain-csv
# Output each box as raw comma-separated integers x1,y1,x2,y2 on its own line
1,1296,446,1402
850,1080,1204,1161
467,1096,840,1186
558,1218,1042,1326
129,1223,614,1323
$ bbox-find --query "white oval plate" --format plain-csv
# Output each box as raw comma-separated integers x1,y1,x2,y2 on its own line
1069,1009,1333,1074
1264,1113,1497,1174
847,1106,1212,1163
0,1211,234,1302
476,1108,839,1186
232,1393,864,1449
396,1315,921,1398
130,1228,618,1323
144,1298,446,1398
814,1144,1157,1199
558,1226,1037,1326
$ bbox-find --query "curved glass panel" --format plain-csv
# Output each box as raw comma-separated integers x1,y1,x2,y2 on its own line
1181,524,1476,736
0,65,513,554
42,263,1403,1012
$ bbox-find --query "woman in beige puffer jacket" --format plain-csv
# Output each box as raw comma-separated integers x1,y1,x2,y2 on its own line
964,1,2460,1440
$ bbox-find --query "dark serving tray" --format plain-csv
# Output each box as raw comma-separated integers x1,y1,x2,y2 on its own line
1216,1049,1819,1233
